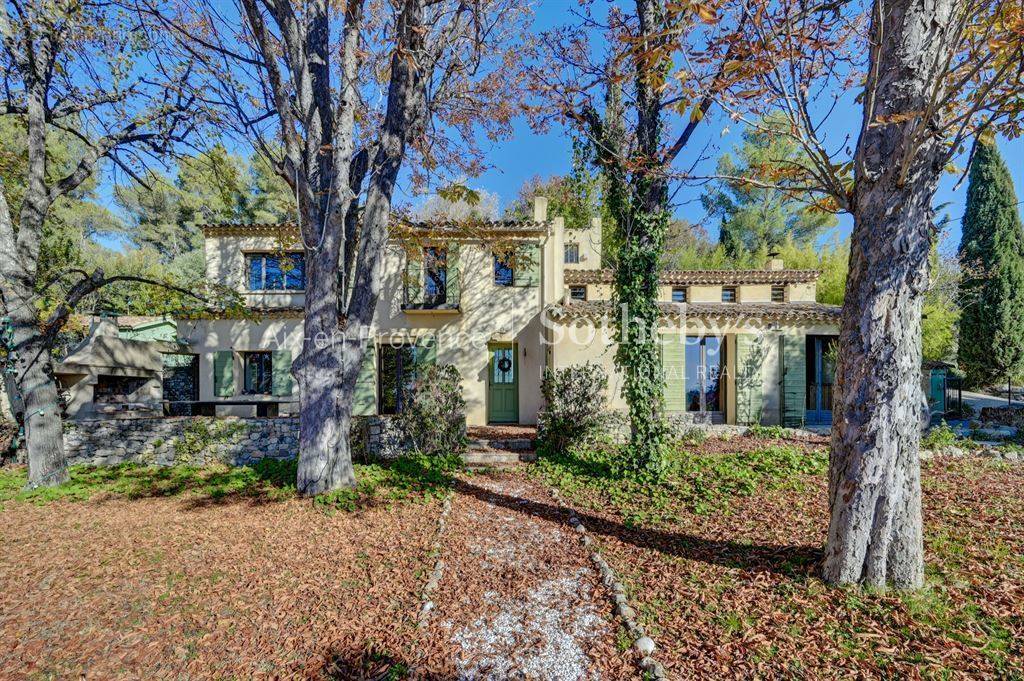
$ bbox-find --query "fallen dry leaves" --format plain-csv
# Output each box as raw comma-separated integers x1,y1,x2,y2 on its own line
538,438,1024,679
0,492,441,679
414,472,638,679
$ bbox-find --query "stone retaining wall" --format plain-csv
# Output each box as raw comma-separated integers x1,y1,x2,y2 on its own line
64,415,406,467
596,410,818,443
979,406,1024,428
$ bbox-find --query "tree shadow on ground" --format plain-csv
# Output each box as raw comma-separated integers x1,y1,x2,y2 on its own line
320,640,449,681
0,453,463,511
453,477,822,579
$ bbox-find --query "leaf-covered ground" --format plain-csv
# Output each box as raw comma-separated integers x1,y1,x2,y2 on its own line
0,459,451,679
415,472,637,679
533,435,1024,678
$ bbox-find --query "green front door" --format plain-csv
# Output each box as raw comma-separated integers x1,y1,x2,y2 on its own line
487,343,519,424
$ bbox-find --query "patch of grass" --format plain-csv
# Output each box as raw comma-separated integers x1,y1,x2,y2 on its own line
0,460,297,506
313,453,459,513
746,423,788,439
534,441,827,526
0,453,457,511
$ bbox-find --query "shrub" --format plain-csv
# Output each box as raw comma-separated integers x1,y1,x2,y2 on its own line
399,364,466,457
677,426,709,446
537,363,609,453
922,420,959,450
746,423,788,439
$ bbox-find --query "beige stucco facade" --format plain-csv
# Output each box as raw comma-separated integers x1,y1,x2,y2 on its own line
56,197,840,428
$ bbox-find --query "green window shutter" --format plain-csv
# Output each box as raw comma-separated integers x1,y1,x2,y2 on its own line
213,351,235,397
514,243,540,287
405,251,423,305
735,334,765,425
271,350,294,396
414,336,437,373
352,342,377,416
660,334,686,412
782,335,806,427
445,244,460,306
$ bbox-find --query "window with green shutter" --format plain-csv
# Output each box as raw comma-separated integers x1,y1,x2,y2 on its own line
243,351,273,394
735,334,766,425
445,244,460,306
413,336,437,372
513,243,540,287
404,252,423,306
271,350,294,396
781,335,807,427
352,342,377,416
660,334,686,412
213,350,235,397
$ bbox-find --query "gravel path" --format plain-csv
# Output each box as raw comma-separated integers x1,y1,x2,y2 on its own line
414,471,636,680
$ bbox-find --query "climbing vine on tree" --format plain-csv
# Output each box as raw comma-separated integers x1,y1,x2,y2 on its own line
606,175,671,481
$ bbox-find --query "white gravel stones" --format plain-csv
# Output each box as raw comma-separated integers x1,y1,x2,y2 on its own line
451,571,604,681
417,495,453,628
546,483,667,678
446,476,612,680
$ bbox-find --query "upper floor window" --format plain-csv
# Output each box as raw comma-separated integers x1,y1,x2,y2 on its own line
569,286,587,301
672,287,687,303
564,243,580,264
247,253,305,291
722,286,737,303
494,251,514,287
771,285,785,302
423,247,447,307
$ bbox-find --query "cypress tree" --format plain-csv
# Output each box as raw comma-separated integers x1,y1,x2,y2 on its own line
957,139,1024,389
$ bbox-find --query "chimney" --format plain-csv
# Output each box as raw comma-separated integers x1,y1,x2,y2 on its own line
90,316,120,338
533,196,549,222
766,249,784,271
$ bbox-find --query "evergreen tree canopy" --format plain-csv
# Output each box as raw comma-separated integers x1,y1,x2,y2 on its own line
702,117,838,256
957,139,1024,387
114,146,294,269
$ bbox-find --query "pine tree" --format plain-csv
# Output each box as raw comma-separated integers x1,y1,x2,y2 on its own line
957,139,1024,388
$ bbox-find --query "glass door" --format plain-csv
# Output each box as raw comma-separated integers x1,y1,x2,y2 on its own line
685,336,724,415
806,336,836,425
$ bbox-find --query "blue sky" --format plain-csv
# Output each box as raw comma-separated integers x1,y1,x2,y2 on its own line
461,3,1024,256
96,2,1024,255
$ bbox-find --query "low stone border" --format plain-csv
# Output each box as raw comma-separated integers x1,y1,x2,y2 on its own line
416,494,453,628
547,486,666,679
922,444,1023,462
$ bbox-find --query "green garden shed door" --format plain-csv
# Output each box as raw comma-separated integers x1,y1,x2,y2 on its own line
487,343,518,424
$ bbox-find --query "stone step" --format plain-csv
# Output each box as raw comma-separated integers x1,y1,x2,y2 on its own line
466,437,536,453
461,448,537,468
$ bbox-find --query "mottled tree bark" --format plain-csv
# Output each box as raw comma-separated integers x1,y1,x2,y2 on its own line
824,0,956,589
280,0,425,495
0,64,72,488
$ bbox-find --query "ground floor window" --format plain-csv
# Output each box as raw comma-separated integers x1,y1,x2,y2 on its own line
379,344,417,414
243,351,273,395
685,336,724,412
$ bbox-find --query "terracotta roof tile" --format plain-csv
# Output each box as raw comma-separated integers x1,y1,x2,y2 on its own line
547,300,841,324
564,268,820,286
201,219,550,238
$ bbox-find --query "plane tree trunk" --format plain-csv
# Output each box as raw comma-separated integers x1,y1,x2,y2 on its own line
823,0,956,589
3,277,69,488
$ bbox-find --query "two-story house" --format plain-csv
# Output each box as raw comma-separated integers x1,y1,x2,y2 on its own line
58,197,841,427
